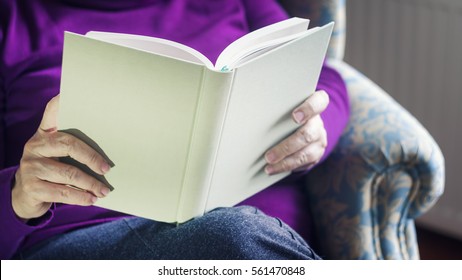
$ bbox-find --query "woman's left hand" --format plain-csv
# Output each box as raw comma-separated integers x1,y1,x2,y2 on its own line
265,90,329,175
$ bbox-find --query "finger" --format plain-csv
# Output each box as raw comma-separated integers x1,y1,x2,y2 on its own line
36,157,110,197
265,116,323,164
293,131,328,172
39,95,60,133
292,90,329,124
32,180,98,206
265,142,325,175
34,132,111,175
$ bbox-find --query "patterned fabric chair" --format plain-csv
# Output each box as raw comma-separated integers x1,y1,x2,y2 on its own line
279,0,445,259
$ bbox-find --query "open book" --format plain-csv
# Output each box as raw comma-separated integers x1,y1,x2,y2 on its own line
58,18,334,223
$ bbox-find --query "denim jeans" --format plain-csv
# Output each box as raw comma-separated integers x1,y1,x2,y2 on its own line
18,206,321,260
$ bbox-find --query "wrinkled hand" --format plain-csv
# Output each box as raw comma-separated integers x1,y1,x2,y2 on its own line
12,96,112,221
265,90,329,175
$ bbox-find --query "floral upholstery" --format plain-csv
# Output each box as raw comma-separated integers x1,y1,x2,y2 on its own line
306,60,444,259
280,0,445,259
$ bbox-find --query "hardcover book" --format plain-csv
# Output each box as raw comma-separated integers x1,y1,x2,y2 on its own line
58,18,334,223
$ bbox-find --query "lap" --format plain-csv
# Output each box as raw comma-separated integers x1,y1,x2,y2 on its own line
19,206,320,260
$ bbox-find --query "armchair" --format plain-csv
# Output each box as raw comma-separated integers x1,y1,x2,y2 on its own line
279,0,445,259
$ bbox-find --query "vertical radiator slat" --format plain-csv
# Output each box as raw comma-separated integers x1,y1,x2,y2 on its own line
381,0,397,96
412,2,432,121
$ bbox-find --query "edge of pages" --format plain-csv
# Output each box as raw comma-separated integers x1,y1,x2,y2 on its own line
86,17,311,72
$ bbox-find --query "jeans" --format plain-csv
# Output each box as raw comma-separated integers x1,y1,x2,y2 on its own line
18,206,321,260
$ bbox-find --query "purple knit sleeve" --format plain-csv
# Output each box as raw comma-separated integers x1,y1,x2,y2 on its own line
0,4,54,259
316,62,350,163
0,167,55,259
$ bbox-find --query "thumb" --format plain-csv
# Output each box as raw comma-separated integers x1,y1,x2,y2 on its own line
39,95,60,133
292,90,329,124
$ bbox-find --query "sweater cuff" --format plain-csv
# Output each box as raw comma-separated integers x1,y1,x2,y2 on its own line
0,166,54,259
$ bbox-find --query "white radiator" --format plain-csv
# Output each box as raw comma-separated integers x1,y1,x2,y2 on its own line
345,0,462,239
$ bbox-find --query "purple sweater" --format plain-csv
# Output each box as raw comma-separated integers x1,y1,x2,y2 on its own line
0,0,349,259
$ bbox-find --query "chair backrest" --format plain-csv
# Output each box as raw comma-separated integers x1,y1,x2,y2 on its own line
278,0,346,60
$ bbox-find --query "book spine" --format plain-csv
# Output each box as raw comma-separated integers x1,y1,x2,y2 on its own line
176,68,235,223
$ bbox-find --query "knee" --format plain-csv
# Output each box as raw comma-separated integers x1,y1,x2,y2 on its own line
183,206,269,258
196,206,265,243
178,206,315,259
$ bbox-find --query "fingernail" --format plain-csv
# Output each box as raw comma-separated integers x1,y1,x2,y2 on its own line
294,111,305,124
265,166,274,175
101,162,111,174
265,152,276,163
91,196,98,204
101,187,110,197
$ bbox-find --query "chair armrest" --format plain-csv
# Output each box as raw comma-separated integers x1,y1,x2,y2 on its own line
304,60,445,259
278,0,346,60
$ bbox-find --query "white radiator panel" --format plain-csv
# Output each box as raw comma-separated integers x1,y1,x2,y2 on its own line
345,0,462,239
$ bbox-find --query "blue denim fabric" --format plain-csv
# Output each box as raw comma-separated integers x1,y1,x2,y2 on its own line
18,206,321,260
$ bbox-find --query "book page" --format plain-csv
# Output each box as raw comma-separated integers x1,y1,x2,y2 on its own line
221,31,310,71
215,17,310,71
86,31,214,69
85,17,309,72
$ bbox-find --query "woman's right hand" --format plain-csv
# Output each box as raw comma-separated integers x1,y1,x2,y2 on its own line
11,96,112,221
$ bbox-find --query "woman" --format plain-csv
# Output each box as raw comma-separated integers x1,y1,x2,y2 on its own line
0,0,349,259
